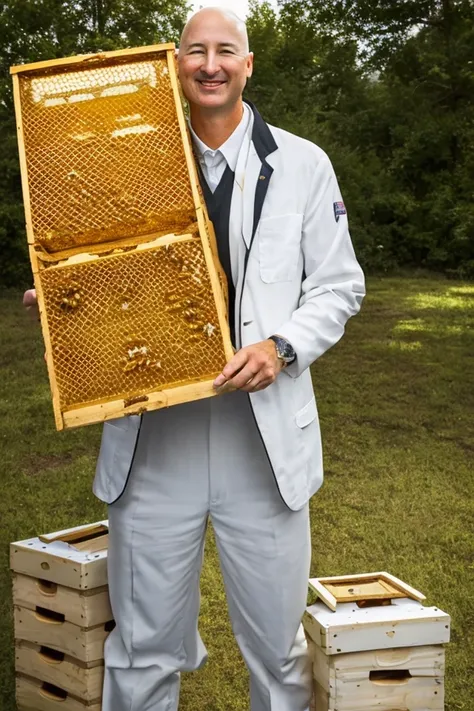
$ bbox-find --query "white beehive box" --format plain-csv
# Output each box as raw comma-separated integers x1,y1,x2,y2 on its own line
304,572,450,711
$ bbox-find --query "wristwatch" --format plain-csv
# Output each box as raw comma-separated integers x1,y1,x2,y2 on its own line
268,335,296,367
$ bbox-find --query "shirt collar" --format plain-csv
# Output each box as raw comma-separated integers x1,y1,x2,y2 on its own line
189,103,251,172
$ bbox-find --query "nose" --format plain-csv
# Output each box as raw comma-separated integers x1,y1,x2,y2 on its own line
201,50,221,77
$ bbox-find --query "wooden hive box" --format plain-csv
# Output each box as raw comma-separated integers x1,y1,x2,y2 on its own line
10,43,233,430
16,674,101,711
12,522,112,708
13,606,113,663
304,572,450,711
12,572,112,628
11,521,109,590
16,641,103,704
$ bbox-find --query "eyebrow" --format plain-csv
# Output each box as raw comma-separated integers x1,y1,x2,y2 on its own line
186,42,240,51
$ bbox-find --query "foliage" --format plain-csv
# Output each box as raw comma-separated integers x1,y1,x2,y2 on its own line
0,0,473,282
246,0,474,274
0,0,188,288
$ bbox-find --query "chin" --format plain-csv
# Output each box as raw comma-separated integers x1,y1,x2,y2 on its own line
194,94,228,110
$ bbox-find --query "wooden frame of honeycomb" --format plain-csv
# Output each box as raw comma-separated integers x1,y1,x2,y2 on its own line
11,44,233,430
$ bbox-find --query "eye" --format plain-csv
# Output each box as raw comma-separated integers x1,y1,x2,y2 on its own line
189,49,205,55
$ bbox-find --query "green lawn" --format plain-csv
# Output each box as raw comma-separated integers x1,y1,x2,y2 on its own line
1,275,473,710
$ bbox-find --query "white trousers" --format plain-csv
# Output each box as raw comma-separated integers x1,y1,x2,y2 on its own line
103,390,312,710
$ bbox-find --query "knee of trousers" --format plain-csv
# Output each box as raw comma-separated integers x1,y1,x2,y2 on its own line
235,625,310,683
104,620,208,674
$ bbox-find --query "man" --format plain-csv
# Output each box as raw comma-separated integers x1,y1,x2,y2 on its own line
24,7,364,710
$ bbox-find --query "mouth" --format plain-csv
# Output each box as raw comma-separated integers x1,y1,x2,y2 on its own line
197,79,227,90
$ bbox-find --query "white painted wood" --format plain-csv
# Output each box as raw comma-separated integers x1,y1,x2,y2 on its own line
333,645,445,678
12,574,112,627
304,598,450,655
334,675,444,710
10,521,109,590
15,642,103,702
311,642,445,687
16,674,102,711
307,636,446,711
14,606,111,662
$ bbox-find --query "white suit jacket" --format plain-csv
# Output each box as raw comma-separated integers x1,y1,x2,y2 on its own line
93,102,365,511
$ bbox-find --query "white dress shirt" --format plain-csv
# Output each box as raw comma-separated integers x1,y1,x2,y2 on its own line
189,102,250,192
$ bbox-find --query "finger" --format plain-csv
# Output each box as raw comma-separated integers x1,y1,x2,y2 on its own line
23,288,37,308
214,350,249,387
241,377,273,393
226,365,261,390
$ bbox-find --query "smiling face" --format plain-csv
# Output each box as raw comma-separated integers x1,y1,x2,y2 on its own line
178,9,253,115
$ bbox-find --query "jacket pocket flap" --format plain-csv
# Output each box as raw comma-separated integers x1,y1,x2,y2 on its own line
295,397,318,429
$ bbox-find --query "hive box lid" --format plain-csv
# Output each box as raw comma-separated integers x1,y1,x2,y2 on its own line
11,521,109,590
304,597,450,656
309,572,426,611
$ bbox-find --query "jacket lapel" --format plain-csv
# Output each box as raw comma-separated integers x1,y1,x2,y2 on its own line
229,112,253,285
242,101,278,251
241,145,261,249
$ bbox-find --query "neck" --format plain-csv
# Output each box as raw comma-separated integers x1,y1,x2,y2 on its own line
190,100,244,150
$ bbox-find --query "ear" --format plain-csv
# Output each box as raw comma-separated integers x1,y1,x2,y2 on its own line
246,52,254,79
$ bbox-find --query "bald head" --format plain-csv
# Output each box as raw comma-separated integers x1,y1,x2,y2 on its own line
180,7,250,55
177,6,253,119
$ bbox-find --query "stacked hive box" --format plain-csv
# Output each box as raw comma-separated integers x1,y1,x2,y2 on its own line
11,521,112,710
304,572,450,711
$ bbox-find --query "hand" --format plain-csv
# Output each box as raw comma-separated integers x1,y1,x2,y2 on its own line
23,288,39,319
214,339,282,393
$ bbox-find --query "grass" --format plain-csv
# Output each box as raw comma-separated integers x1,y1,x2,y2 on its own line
1,274,473,710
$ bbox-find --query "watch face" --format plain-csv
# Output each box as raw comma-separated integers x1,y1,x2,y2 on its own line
281,343,295,361
272,336,295,362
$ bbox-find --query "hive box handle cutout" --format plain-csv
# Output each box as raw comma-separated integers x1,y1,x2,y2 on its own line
35,606,65,624
40,682,68,701
369,669,412,686
39,646,65,664
37,579,58,596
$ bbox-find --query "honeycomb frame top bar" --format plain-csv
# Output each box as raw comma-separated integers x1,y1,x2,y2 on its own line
10,42,176,75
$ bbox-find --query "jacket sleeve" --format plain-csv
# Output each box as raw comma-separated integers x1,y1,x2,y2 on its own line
275,153,365,378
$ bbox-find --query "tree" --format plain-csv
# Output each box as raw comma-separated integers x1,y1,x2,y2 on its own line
0,0,189,287
248,0,474,273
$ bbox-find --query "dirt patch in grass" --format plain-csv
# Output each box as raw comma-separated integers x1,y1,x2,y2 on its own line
21,452,75,476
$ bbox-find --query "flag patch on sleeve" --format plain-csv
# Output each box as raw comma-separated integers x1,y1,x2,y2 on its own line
333,201,347,222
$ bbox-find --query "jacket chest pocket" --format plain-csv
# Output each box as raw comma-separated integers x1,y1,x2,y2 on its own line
257,213,303,283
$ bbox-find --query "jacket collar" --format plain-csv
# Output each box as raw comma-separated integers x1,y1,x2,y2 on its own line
244,99,278,161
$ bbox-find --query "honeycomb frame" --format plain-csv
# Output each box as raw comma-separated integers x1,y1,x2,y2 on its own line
11,44,233,430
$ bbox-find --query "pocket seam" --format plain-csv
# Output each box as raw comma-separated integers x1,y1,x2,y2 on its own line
258,213,303,284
